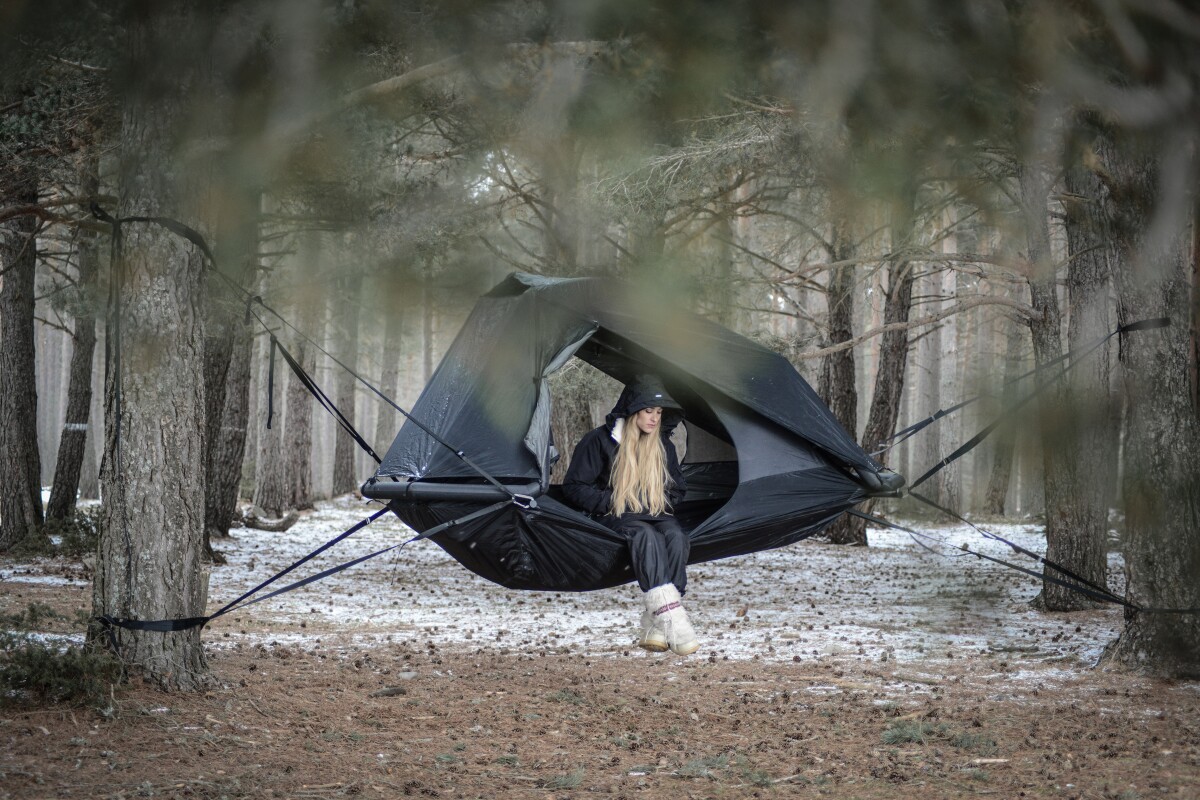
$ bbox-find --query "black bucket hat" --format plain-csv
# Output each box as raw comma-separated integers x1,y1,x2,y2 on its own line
606,374,684,429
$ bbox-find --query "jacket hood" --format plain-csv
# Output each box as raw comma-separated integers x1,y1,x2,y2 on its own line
605,374,684,431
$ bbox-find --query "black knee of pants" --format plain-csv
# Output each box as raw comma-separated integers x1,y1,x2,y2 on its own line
610,515,690,595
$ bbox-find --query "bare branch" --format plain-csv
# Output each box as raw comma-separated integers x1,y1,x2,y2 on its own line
271,41,611,147
35,314,74,336
44,53,108,73
790,294,1035,360
0,203,109,232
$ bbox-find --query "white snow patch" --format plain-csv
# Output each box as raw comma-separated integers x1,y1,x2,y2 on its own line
196,496,1128,675
0,568,88,587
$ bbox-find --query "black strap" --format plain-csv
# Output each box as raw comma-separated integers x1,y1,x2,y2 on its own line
271,335,381,464
907,491,1126,605
266,335,277,429
848,508,1200,614
846,509,1143,609
909,318,1170,489
908,389,1041,489
98,499,513,634
880,318,1170,455
216,500,510,616
89,206,519,499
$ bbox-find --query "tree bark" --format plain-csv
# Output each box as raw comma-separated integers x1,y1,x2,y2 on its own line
915,270,945,505
1020,162,1105,611
1053,144,1116,609
45,194,100,522
47,155,102,522
207,317,254,539
93,3,209,690
330,271,363,496
78,327,104,500
202,189,260,554
373,292,404,456
0,170,45,550
284,231,323,511
982,315,1024,515
861,200,916,462
935,214,963,512
1099,134,1200,678
253,322,291,516
820,218,864,545
422,267,435,383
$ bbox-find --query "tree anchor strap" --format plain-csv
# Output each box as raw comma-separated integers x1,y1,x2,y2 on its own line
847,507,1200,615
908,318,1170,489
879,317,1170,456
95,500,513,634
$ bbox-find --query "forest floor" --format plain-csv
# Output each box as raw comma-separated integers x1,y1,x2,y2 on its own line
2,495,1199,799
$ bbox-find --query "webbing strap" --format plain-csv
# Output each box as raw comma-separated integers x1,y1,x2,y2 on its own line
880,318,1170,456
266,336,277,429
849,508,1200,614
97,500,512,634
271,334,381,464
907,491,1125,605
909,318,1170,489
909,389,1041,489
846,509,1142,610
89,207,517,499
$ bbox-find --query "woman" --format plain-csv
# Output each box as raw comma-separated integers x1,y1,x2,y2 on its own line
563,375,699,656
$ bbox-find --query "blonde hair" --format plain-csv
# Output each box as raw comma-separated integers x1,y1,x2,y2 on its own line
610,416,673,516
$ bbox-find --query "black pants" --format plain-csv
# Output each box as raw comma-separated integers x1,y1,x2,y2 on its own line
603,513,690,595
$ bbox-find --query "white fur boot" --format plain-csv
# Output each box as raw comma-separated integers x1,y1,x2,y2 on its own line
644,584,699,656
637,606,668,652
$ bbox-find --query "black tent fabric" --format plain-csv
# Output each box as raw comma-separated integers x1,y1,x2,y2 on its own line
363,272,902,592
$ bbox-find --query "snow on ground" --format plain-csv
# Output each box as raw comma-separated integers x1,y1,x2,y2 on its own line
0,566,89,587
201,496,1126,678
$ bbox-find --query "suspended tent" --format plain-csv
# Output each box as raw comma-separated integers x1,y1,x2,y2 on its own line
362,272,904,593
92,216,1189,637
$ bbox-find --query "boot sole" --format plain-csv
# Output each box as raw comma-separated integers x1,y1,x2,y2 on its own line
638,635,669,652
670,640,700,656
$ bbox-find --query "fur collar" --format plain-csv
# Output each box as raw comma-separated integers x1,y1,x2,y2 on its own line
610,417,625,444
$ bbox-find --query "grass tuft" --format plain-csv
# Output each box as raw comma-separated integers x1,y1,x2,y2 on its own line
0,633,122,710
882,719,945,745
678,754,729,779
0,602,63,630
952,731,997,755
544,768,583,789
546,688,586,705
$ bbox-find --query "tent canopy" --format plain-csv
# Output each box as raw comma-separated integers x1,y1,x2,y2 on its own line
364,273,902,592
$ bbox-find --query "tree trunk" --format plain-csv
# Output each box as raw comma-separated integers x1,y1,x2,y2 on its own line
861,190,917,462
937,222,963,512
373,295,404,454
821,219,864,545
1020,162,1104,611
93,3,209,690
253,324,291,516
47,155,102,522
1100,134,1200,678
982,316,1024,515
1055,145,1116,609
330,272,363,496
422,268,435,382
36,318,64,486
0,170,45,551
78,327,104,500
207,317,254,539
203,189,260,553
285,230,323,510
284,327,316,509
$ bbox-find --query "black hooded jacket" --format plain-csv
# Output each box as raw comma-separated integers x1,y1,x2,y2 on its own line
562,376,687,518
